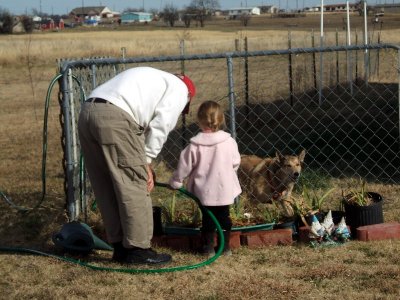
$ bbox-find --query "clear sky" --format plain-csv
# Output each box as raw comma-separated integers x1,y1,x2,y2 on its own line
0,0,387,16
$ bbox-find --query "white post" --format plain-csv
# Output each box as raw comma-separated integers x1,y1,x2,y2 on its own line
346,1,351,46
346,0,353,95
319,0,324,105
364,0,369,85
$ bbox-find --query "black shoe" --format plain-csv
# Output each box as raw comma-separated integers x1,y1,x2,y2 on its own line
111,242,126,263
125,248,172,265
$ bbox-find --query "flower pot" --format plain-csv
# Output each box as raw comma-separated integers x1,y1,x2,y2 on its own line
343,192,384,235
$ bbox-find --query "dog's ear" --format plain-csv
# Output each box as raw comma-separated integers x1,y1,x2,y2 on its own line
298,149,306,163
252,159,267,174
276,151,285,163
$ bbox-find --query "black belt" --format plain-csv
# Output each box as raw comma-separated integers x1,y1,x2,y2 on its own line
86,98,111,104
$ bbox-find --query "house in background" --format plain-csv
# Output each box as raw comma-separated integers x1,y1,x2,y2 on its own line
325,3,357,12
259,5,278,14
228,7,261,19
305,3,358,13
69,6,114,21
120,12,153,24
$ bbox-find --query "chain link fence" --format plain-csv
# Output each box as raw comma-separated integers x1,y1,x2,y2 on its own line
57,43,400,220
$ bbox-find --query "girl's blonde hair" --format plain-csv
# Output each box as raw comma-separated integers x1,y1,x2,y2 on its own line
197,100,226,132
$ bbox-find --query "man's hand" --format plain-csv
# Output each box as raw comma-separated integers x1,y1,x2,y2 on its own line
146,164,155,192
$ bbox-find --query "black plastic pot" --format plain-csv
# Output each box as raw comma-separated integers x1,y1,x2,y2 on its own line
343,192,384,236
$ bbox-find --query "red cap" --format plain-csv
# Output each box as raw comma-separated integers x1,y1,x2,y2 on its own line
179,74,196,100
177,74,196,115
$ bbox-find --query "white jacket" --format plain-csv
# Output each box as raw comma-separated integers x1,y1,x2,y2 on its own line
88,67,189,163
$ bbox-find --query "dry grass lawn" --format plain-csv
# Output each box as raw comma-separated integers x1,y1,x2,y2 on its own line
1,14,400,299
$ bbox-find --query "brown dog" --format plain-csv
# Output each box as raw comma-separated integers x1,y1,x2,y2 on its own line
238,150,306,217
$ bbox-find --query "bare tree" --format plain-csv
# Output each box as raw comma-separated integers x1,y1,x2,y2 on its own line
240,13,251,27
21,16,34,33
182,14,193,28
162,4,179,27
355,0,372,16
188,0,220,27
0,8,13,34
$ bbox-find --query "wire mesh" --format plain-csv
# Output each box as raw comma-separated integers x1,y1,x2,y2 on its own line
57,44,400,220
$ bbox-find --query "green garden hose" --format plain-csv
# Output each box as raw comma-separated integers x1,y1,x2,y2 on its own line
0,73,225,273
0,73,84,212
1,181,227,272
0,182,225,273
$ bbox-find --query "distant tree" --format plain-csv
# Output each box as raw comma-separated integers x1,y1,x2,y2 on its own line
162,4,179,27
188,0,220,27
0,8,13,34
355,0,372,16
21,15,34,33
182,14,193,28
182,5,197,28
240,13,251,27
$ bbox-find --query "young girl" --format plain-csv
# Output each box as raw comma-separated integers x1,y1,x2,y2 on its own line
169,100,242,256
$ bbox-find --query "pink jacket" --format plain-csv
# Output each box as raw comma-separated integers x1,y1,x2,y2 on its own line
169,131,242,206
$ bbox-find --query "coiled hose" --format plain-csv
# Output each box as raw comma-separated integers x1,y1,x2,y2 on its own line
0,73,225,273
0,182,225,273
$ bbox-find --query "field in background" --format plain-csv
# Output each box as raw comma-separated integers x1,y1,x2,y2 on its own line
1,14,400,299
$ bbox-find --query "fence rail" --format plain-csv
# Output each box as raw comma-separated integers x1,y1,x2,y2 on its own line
57,43,400,220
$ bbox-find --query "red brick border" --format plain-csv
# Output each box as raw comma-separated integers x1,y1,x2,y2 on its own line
240,229,292,248
153,223,400,251
356,222,400,241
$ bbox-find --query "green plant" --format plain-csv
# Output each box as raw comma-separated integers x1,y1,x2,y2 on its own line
262,204,280,224
290,195,311,226
155,189,201,227
342,178,373,206
291,185,335,226
230,197,278,226
301,185,336,212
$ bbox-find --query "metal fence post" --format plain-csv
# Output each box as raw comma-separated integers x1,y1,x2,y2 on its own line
226,55,236,140
61,67,76,220
226,54,239,206
398,48,400,150
288,31,294,106
91,64,97,90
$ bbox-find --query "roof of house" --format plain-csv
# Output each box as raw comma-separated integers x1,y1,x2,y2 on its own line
229,7,259,10
70,6,108,15
122,12,152,16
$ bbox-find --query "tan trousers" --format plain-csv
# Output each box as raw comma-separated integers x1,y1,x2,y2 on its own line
78,101,153,249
